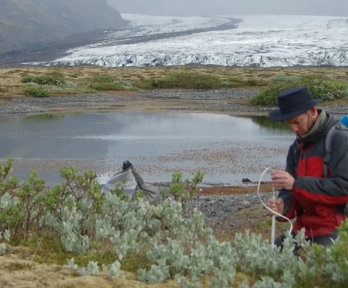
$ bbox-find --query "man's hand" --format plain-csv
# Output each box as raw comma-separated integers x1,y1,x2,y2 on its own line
271,170,295,190
267,198,285,215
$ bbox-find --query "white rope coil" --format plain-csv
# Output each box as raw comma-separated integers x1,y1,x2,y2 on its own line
257,167,293,245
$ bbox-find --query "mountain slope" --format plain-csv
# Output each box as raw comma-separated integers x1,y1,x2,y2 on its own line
0,0,127,54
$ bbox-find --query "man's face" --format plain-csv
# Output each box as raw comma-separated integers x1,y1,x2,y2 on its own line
285,109,316,137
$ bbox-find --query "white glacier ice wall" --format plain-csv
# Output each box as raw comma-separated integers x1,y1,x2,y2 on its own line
33,14,348,67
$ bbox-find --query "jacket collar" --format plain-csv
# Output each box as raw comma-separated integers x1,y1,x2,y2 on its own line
298,109,337,144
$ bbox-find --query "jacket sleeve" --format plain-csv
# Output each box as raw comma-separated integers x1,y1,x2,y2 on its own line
293,129,348,205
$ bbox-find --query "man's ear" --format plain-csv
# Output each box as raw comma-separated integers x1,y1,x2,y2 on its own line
309,106,317,116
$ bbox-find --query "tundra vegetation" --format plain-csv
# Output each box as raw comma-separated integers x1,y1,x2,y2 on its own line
1,158,348,287
0,66,347,106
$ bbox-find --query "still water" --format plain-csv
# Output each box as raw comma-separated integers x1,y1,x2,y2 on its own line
0,112,293,186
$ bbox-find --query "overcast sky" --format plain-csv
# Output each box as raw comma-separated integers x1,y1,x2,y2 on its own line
108,0,348,17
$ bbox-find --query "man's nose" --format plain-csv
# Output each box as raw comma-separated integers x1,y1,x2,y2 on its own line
290,124,298,134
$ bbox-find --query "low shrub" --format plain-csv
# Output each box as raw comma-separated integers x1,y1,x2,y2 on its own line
250,84,288,106
24,86,50,97
1,158,348,287
21,72,66,86
251,76,348,106
302,76,348,100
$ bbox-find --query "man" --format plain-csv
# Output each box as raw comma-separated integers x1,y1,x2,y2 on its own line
268,86,348,246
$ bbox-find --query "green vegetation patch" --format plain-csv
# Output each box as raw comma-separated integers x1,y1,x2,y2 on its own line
88,74,131,91
151,71,224,89
251,75,348,106
1,158,348,286
2,67,348,98
21,72,66,87
24,86,50,97
272,74,301,83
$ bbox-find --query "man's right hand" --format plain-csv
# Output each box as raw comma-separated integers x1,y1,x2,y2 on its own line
271,170,295,191
267,198,285,215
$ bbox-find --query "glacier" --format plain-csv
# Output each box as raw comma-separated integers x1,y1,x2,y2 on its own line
31,14,348,67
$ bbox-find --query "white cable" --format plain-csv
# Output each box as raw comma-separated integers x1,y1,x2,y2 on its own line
271,215,276,249
257,167,293,245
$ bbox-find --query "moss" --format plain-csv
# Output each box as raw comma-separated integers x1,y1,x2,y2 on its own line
121,250,150,273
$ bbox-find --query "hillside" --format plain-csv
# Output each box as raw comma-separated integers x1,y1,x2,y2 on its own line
0,0,127,55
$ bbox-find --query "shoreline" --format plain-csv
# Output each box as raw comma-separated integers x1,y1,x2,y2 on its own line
1,87,347,117
0,88,265,117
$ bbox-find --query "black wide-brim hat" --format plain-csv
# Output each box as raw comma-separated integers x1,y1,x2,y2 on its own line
269,86,322,121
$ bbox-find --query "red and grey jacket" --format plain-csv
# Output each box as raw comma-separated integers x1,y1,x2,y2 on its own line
279,111,348,239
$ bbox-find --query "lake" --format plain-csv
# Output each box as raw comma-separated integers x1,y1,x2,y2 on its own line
0,112,293,186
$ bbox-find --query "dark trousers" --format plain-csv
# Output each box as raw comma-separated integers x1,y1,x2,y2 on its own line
275,231,338,252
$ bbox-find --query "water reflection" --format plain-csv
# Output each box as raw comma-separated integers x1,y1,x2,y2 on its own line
24,113,66,120
0,112,293,186
250,116,289,130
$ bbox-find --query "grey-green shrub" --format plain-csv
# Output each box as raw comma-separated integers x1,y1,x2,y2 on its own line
2,158,348,287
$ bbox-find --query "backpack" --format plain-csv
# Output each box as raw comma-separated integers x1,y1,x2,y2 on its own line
323,117,348,177
323,117,348,216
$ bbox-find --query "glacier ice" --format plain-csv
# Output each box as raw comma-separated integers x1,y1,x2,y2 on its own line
28,14,348,67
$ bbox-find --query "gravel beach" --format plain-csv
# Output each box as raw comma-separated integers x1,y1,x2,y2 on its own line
1,88,346,116
0,88,266,116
